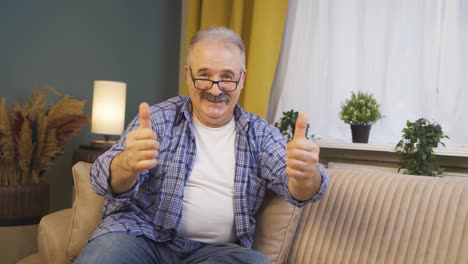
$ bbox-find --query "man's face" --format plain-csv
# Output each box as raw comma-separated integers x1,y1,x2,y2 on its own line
185,40,246,128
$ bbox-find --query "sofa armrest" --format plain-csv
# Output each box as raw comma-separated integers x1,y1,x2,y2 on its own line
16,253,42,264
37,208,73,264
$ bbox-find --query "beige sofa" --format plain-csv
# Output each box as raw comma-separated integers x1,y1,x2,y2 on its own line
19,162,468,264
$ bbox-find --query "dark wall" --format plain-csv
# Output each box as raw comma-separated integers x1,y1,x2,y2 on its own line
0,0,182,211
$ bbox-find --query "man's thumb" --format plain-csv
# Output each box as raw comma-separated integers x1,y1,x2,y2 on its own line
139,102,151,129
294,112,308,139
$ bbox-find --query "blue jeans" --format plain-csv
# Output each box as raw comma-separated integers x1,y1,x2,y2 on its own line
74,233,271,264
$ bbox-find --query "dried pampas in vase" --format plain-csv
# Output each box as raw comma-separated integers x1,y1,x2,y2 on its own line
0,86,90,186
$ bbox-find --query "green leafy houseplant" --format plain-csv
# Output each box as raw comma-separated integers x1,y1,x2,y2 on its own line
274,109,314,142
395,118,449,177
339,91,382,125
339,91,382,143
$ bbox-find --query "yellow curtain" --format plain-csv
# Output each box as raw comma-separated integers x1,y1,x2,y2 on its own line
181,0,288,118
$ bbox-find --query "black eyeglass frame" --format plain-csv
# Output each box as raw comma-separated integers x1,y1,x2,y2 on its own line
189,68,244,92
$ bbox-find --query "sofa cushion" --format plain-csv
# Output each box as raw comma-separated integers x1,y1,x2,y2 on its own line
65,162,104,261
253,190,303,264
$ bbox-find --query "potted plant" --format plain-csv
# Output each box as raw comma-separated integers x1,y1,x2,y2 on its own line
395,118,449,177
339,91,382,143
274,109,314,142
0,86,89,225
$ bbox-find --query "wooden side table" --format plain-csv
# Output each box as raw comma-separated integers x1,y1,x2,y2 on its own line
72,145,109,165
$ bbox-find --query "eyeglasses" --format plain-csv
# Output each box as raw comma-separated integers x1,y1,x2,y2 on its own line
189,68,243,92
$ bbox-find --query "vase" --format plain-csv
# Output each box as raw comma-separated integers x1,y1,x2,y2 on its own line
0,182,49,226
350,124,372,143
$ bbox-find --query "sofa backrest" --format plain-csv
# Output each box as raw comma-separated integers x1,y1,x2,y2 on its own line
288,168,468,264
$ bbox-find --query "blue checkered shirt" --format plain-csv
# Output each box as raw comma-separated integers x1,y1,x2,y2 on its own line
90,96,328,248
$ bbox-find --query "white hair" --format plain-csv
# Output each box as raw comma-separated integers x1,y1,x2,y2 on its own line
187,27,246,69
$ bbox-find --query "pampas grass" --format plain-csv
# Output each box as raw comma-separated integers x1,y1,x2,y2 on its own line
18,120,33,184
0,86,89,186
0,97,15,185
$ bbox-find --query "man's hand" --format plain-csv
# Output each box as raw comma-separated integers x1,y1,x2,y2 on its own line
110,102,160,194
286,112,322,201
124,102,159,172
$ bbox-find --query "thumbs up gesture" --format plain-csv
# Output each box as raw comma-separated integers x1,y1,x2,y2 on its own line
124,102,160,173
110,102,160,194
286,112,321,201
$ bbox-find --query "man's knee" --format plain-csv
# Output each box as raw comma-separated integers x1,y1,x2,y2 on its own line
74,233,153,264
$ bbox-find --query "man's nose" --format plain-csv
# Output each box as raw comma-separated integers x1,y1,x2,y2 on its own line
208,82,223,96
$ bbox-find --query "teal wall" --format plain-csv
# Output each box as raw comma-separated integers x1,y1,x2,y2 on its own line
0,0,182,211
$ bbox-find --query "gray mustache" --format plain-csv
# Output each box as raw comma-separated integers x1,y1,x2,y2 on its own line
200,93,230,102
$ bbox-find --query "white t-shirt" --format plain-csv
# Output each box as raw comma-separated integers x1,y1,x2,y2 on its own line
178,115,237,243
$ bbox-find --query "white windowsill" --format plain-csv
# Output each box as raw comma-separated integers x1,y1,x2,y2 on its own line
315,139,468,158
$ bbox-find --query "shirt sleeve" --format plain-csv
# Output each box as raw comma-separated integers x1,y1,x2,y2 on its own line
90,148,149,203
283,163,329,207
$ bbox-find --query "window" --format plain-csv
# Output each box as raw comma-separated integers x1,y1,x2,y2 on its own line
268,0,467,148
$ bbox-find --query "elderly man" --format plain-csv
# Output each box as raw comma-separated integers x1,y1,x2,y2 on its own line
75,27,328,264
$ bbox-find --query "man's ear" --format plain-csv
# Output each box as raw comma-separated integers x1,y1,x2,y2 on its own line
184,65,191,87
238,69,247,90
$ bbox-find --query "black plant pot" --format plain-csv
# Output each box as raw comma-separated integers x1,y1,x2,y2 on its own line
351,124,372,143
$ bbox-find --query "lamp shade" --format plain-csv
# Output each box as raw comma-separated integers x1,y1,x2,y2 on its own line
91,80,127,136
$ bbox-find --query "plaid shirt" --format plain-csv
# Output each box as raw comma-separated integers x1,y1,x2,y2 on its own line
90,96,328,248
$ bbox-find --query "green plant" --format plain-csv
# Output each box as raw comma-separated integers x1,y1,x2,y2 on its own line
395,118,449,176
0,86,90,186
274,109,314,142
339,91,382,125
